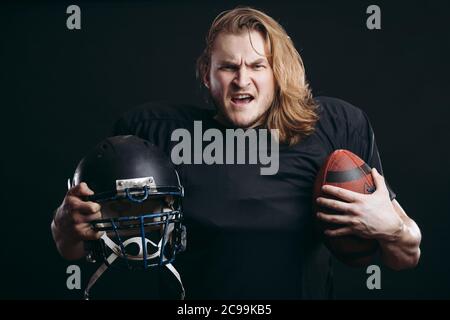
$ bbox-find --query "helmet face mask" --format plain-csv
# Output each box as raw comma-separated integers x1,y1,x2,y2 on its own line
72,136,186,271
89,190,184,269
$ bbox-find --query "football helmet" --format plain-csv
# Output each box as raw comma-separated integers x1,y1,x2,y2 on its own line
70,135,186,299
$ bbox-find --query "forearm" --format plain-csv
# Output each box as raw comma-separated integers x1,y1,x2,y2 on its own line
51,219,86,261
379,216,421,270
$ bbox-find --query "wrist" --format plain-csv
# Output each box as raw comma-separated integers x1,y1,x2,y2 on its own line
52,211,81,248
381,219,406,243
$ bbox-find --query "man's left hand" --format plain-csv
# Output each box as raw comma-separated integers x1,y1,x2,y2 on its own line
316,168,404,241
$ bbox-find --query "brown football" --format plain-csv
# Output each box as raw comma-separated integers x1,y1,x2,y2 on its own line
313,149,378,267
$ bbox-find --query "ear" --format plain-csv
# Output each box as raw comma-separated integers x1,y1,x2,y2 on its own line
203,72,210,89
201,63,211,89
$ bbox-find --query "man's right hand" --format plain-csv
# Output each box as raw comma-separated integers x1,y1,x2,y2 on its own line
51,182,103,260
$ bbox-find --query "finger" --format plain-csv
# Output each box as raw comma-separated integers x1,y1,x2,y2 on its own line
75,223,104,241
324,227,353,237
321,185,361,203
66,196,101,215
317,212,354,225
316,197,352,214
68,182,94,197
72,211,102,225
371,168,388,193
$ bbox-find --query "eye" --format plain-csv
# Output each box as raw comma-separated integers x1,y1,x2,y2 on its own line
219,65,237,71
254,64,265,70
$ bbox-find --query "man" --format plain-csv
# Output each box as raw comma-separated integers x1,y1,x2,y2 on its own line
51,7,421,299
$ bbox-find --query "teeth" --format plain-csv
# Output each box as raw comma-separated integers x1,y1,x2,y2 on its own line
234,94,252,99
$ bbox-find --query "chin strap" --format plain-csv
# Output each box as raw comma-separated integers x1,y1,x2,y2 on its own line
84,232,185,300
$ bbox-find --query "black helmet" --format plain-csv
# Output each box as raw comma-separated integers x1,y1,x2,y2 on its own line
71,135,186,270
73,135,183,203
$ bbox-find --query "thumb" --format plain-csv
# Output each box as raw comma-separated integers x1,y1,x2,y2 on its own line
371,168,387,192
69,182,95,197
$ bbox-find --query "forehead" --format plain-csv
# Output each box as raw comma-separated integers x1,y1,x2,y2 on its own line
211,30,269,62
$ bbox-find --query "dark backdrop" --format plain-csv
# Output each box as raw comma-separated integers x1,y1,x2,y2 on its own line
1,0,449,299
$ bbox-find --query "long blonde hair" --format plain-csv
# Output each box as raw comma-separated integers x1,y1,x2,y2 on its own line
197,7,319,145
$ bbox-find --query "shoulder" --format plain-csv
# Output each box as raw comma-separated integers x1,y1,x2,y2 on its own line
310,96,374,151
113,102,215,155
116,102,214,128
314,96,368,126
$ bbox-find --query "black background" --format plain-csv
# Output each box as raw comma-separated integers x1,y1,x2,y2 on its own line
1,0,449,299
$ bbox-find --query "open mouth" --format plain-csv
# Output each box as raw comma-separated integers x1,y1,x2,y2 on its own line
231,94,254,105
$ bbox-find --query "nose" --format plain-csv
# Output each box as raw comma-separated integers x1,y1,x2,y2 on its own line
232,66,251,88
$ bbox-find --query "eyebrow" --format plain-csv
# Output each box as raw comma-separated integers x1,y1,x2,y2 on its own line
218,58,268,66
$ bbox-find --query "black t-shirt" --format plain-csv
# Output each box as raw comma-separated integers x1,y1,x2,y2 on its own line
87,96,395,299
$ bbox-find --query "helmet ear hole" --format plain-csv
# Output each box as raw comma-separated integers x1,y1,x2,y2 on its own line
146,241,159,256
124,242,140,256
